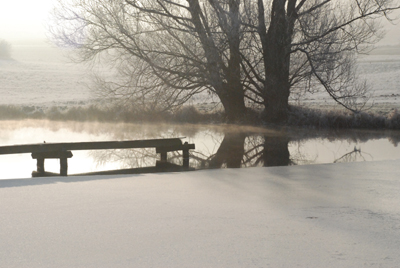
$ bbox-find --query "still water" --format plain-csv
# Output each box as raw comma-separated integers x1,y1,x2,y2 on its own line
1,120,399,179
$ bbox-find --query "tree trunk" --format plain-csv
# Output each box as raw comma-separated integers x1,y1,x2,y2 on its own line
221,93,246,123
220,0,246,123
258,0,296,124
219,78,246,123
262,68,290,123
188,0,246,123
262,44,291,123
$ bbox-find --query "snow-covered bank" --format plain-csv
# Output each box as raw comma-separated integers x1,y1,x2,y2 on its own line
1,160,400,267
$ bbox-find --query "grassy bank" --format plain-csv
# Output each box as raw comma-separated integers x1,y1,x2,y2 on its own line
0,104,400,130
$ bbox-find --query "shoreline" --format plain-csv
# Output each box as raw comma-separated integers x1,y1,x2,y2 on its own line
0,102,399,130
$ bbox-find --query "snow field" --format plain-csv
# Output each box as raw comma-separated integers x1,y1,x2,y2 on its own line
1,160,400,267
1,44,400,111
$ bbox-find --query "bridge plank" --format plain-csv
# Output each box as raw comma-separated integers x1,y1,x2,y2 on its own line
0,138,184,155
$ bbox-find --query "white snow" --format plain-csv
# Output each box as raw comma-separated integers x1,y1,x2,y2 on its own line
290,46,400,112
0,45,93,107
1,43,400,110
358,54,400,106
1,160,400,267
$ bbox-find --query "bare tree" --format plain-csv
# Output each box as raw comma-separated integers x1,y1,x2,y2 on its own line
241,0,400,123
50,0,247,121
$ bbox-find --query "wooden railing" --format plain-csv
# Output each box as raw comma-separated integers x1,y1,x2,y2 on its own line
0,138,195,176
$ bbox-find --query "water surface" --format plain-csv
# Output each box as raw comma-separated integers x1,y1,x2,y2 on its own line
0,120,399,179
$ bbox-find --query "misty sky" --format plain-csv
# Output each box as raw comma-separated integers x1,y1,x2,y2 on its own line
0,0,54,42
0,0,399,45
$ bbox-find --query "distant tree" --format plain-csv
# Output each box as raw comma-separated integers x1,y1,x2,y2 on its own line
0,39,12,59
50,0,400,123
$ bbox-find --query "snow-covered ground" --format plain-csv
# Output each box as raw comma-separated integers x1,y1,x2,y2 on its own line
1,160,400,267
0,45,94,107
1,43,400,111
355,52,400,109
295,47,400,113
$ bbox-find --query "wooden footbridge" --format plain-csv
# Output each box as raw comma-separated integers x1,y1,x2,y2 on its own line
0,138,195,177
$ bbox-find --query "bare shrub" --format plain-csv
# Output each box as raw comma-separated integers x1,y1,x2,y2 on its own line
288,106,399,129
386,109,400,129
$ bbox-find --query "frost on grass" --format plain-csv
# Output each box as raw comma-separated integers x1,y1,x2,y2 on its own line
288,106,400,129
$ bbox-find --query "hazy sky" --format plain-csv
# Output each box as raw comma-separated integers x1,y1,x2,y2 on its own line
0,0,399,45
0,0,54,42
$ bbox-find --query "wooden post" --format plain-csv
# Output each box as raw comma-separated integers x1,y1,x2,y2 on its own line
60,158,68,176
32,151,72,177
183,142,189,168
160,152,167,162
37,158,45,173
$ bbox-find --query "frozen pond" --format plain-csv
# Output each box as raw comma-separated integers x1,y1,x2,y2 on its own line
0,120,399,179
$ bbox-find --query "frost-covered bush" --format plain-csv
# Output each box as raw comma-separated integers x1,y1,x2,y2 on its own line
288,105,399,129
0,39,12,59
386,109,400,129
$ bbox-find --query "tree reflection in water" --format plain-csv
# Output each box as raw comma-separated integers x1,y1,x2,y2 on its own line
334,146,373,163
85,123,400,172
208,132,246,168
89,128,291,170
90,147,156,170
88,127,288,170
